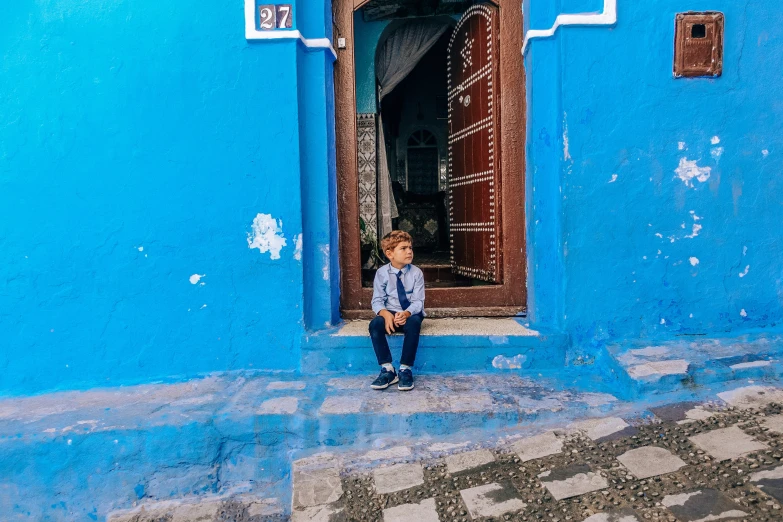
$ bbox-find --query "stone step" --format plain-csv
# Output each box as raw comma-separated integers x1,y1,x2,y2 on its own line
291,383,783,522
301,317,569,373
604,329,783,398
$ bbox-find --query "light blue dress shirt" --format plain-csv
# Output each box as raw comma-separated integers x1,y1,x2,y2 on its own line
371,263,426,316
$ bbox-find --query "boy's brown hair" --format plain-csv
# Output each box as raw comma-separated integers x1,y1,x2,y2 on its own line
381,230,412,257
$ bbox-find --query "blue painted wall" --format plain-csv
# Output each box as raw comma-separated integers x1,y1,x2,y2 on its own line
4,0,783,395
0,0,333,395
525,0,783,348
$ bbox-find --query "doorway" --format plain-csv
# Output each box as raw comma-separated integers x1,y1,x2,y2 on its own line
334,0,526,318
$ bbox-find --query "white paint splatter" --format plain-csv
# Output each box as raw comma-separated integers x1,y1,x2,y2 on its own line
684,224,703,239
739,265,750,278
740,309,748,317
137,246,144,252
743,246,748,256
689,314,694,318
680,223,686,229
247,213,287,260
608,174,618,183
660,318,666,325
655,233,663,238
293,234,303,261
711,146,724,163
689,211,702,221
689,257,699,266
678,141,686,151
675,158,711,188
711,136,721,145
200,304,207,309
762,149,769,157
189,274,205,285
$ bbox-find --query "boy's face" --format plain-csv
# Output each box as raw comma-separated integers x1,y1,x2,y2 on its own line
385,241,413,267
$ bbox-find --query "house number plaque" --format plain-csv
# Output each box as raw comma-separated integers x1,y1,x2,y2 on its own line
258,4,293,30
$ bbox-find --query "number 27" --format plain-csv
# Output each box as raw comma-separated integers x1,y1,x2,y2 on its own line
258,4,293,30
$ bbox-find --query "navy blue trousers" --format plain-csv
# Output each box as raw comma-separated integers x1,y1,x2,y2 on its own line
369,313,423,367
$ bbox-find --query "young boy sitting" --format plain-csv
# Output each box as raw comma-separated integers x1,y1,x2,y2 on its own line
369,230,425,391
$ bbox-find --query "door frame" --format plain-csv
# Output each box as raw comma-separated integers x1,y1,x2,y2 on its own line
333,0,526,318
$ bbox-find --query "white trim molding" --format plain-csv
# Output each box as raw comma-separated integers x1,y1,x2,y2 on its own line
244,0,337,60
522,0,617,54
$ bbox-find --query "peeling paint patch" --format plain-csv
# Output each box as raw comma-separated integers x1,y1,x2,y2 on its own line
293,234,303,261
675,158,711,188
678,141,686,151
711,136,721,145
689,257,699,266
320,245,330,280
740,309,748,318
137,246,144,252
684,224,702,239
189,274,205,285
762,149,769,157
247,213,287,260
608,174,618,183
739,265,750,278
492,354,526,369
563,114,571,161
711,146,724,163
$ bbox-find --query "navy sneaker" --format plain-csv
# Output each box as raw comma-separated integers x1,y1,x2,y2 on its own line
398,368,414,391
370,367,398,390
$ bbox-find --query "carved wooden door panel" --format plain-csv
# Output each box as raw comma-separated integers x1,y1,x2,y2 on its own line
447,3,502,283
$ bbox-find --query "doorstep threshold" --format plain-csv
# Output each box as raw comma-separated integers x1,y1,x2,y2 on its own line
334,317,539,337
342,306,525,320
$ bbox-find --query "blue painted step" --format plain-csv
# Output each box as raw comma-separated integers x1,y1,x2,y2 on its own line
301,317,569,373
604,328,783,399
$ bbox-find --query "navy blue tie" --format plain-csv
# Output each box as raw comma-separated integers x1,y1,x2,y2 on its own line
396,272,411,311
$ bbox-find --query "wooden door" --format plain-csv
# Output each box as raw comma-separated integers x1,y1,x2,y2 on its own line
447,4,502,283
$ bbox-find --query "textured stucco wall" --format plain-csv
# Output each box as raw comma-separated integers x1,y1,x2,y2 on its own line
526,0,783,347
0,0,314,395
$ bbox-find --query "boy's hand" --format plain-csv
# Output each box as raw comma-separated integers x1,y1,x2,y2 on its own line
394,311,411,326
379,310,396,334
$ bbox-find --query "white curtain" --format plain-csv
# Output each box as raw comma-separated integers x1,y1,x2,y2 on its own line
375,19,450,238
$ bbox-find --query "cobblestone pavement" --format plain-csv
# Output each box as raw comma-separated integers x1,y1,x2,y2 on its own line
299,392,783,522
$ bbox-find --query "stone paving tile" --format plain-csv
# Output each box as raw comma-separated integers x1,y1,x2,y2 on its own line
318,396,363,414
650,402,716,423
717,385,783,410
626,359,690,380
571,417,633,441
291,503,345,522
689,425,768,461
616,446,687,479
511,431,563,462
582,508,643,522
539,463,609,500
459,482,526,518
257,396,299,414
292,465,343,508
374,463,424,494
661,489,748,521
382,497,440,522
750,465,783,503
445,448,495,474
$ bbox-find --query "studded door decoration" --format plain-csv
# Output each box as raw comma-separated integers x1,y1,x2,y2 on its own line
447,3,502,282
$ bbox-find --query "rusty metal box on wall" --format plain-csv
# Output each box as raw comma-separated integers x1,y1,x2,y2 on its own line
674,12,725,78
